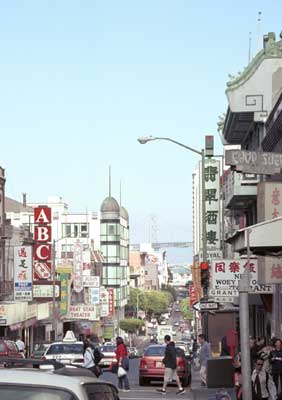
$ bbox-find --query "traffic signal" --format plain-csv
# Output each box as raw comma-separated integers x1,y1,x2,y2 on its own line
200,262,209,289
205,135,214,157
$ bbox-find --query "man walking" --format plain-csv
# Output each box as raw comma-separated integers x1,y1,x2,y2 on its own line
156,335,185,395
251,357,277,399
198,334,212,386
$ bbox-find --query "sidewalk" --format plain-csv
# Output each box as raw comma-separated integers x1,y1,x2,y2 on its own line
190,369,236,400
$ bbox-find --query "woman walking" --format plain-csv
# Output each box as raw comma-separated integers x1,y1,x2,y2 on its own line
83,339,103,377
115,336,130,392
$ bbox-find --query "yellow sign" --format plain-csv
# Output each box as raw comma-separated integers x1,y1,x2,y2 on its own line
56,264,72,274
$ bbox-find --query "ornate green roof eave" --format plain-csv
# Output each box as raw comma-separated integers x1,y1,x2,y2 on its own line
226,33,282,93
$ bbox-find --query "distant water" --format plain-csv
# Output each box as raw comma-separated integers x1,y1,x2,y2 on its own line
165,246,193,265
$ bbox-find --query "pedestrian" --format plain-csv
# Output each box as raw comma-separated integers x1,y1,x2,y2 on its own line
270,338,282,397
198,333,212,386
251,357,277,400
16,336,25,356
257,339,274,373
83,339,103,377
156,335,185,395
115,336,130,392
250,336,259,370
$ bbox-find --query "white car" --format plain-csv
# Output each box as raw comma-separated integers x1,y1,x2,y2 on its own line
0,367,119,399
99,345,117,368
43,331,84,367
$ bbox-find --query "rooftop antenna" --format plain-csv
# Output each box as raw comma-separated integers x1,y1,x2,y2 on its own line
248,31,252,63
257,11,262,53
109,165,111,197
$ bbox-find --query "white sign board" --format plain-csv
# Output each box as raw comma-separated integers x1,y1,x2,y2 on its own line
83,275,100,287
100,287,109,317
211,259,273,296
14,246,32,301
73,241,83,293
68,304,98,321
33,284,60,298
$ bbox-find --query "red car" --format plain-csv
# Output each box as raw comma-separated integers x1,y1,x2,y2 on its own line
139,344,191,387
0,339,24,359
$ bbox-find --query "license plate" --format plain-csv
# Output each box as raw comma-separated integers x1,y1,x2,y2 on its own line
156,362,163,368
104,360,111,365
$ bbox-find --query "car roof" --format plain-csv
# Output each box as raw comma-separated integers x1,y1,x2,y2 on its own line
0,368,113,390
48,341,83,345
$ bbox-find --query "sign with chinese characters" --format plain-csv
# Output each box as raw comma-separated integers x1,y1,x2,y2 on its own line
258,256,282,284
33,206,52,281
100,287,109,317
257,182,282,222
204,159,221,257
211,259,272,296
68,304,98,321
225,149,282,175
33,281,61,300
189,284,199,310
60,273,69,316
83,275,100,287
73,241,83,293
107,288,115,317
14,246,33,301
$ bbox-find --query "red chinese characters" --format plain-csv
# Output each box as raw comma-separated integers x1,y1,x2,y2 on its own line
107,288,115,317
271,187,281,219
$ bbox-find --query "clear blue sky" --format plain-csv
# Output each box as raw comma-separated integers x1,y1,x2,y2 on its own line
1,1,281,262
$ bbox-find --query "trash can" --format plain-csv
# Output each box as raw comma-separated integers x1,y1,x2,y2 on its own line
206,356,234,388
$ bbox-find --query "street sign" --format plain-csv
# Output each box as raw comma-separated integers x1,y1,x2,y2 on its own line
199,301,219,311
192,301,219,311
225,149,282,175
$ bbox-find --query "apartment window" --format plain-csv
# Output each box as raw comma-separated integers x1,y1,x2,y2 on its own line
100,223,120,241
101,244,120,263
62,223,89,238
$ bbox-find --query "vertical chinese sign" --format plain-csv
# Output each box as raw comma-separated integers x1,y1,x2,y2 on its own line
60,273,68,316
107,288,115,317
203,159,221,260
100,287,109,317
33,206,52,281
73,241,83,293
14,246,32,301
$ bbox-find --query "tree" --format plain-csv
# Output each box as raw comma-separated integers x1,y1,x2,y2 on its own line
119,318,145,333
180,299,194,320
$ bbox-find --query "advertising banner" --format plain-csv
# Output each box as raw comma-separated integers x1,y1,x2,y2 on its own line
100,287,109,317
211,259,272,297
33,281,61,300
14,246,33,301
83,275,100,287
60,273,69,316
68,304,98,321
73,241,83,293
33,206,52,281
107,288,115,316
90,287,100,305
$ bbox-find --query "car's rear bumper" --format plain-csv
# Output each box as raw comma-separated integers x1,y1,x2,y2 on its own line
139,369,186,378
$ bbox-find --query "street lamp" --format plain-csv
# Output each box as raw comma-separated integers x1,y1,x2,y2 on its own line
138,136,208,336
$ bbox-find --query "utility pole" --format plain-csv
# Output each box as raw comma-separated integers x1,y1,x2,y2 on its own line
238,229,252,399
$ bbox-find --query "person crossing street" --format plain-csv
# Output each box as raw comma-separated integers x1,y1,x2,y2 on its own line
156,335,185,396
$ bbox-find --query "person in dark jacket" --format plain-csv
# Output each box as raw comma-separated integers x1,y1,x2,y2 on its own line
156,335,185,396
269,338,282,397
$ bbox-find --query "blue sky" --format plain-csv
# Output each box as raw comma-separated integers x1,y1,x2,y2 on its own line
1,1,282,262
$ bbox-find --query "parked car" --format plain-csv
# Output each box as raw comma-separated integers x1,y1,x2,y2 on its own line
0,339,24,360
0,365,120,399
43,331,84,367
31,343,50,359
139,344,191,386
99,345,117,368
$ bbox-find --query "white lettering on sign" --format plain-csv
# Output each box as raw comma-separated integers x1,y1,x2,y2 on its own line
36,226,50,241
35,244,50,260
35,208,50,224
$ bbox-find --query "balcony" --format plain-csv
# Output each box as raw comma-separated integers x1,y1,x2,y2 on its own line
224,169,258,209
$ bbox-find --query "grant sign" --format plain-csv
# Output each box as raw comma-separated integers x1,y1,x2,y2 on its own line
210,259,272,298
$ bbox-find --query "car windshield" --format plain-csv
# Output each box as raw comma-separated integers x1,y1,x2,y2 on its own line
144,346,165,356
100,346,116,353
46,343,83,355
